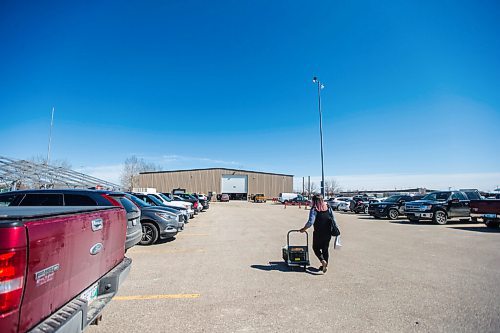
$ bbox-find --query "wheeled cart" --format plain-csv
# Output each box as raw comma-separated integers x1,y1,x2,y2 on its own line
282,230,310,271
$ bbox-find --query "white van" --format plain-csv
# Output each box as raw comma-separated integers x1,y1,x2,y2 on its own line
278,193,299,203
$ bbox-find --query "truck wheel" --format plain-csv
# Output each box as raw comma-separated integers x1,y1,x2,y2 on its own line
140,222,159,245
388,209,399,220
433,210,447,225
364,207,369,214
485,219,500,228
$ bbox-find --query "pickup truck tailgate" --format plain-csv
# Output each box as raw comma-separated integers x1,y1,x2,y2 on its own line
18,206,126,332
470,199,500,215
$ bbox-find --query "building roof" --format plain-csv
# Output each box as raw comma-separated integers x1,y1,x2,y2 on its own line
140,167,294,177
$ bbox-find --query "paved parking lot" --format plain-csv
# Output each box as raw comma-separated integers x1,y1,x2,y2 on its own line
89,202,500,333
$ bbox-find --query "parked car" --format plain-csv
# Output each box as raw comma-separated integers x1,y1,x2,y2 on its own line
0,189,142,250
289,195,311,205
220,193,230,202
135,192,195,218
125,193,182,245
405,191,471,225
278,192,299,203
252,193,267,203
368,195,423,220
193,193,210,210
327,197,352,210
337,201,351,212
470,199,500,228
131,193,192,220
0,206,131,332
173,194,201,213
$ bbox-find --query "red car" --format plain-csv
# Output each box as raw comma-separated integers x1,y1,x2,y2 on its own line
220,194,230,202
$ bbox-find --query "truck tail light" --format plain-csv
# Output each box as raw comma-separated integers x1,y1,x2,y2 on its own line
0,231,27,315
101,194,122,207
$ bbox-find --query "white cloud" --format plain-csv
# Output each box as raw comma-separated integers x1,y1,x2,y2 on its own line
294,172,500,192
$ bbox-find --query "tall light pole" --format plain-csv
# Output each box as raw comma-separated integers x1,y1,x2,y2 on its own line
312,77,325,197
46,106,55,165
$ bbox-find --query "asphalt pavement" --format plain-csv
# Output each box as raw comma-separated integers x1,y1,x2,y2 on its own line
88,201,500,333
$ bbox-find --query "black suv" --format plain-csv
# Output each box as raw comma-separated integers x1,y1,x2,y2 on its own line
404,191,471,225
368,195,423,220
0,189,142,250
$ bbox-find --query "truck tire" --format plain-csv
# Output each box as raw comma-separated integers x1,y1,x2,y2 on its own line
140,222,159,245
433,210,448,225
485,219,500,228
388,209,399,220
364,207,369,214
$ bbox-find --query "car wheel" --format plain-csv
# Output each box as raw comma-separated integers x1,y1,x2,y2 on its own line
388,209,399,220
140,222,159,245
433,210,447,225
485,219,500,228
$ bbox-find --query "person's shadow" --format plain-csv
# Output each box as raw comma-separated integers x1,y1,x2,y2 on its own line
251,261,323,275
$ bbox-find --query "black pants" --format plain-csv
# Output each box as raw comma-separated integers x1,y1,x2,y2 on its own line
312,234,331,263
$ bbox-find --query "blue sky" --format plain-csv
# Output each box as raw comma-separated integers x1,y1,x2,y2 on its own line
1,1,499,190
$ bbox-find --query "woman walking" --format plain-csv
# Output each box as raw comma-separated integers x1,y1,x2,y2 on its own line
300,194,335,273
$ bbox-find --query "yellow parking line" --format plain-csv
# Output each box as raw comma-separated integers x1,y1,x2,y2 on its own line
114,294,200,301
132,249,206,254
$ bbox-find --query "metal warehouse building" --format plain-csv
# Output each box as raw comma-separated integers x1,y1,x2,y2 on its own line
137,168,293,200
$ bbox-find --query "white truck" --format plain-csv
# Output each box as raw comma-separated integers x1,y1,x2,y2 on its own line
278,192,299,203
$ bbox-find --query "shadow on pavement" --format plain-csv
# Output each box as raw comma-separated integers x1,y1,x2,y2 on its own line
251,262,323,276
448,226,500,233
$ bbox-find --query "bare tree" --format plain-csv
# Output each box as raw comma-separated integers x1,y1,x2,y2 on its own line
324,178,341,197
29,155,72,169
120,155,159,191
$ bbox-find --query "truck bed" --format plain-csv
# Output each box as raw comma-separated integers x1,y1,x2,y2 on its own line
0,206,128,333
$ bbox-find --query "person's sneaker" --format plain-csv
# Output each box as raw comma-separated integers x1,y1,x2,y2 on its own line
321,260,328,273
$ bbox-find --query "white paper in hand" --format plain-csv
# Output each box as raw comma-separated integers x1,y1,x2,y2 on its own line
334,235,342,250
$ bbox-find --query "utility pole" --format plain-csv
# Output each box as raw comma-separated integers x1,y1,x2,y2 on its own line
302,177,305,196
308,176,311,198
46,107,55,165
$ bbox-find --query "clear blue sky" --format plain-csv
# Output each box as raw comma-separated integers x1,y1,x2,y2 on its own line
1,1,499,189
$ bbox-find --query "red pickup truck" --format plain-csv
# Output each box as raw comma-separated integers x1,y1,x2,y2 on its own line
470,199,500,228
0,206,132,333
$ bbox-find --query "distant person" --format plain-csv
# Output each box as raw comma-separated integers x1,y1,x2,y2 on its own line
300,194,336,273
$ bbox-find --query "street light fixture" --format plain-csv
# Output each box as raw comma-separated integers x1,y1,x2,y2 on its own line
312,76,325,197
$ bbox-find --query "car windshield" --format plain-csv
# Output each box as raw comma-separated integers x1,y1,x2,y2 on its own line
384,196,400,203
463,191,481,200
422,192,450,201
158,193,172,202
128,195,150,208
147,194,164,205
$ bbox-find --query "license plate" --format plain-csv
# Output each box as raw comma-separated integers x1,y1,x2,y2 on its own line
484,214,497,218
80,282,99,305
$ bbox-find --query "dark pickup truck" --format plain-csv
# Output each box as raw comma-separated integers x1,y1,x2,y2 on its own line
470,199,500,228
0,206,131,333
404,191,472,225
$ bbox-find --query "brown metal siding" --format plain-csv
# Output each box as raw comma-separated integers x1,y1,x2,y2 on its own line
137,169,292,198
